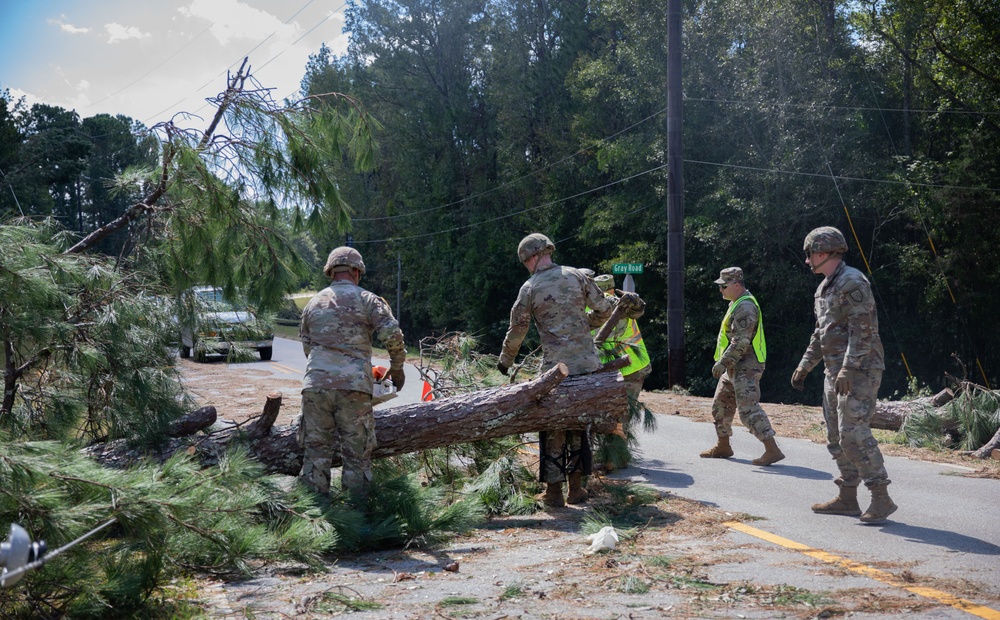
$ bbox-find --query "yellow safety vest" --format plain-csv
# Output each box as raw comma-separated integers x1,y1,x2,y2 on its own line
714,293,766,363
592,298,651,376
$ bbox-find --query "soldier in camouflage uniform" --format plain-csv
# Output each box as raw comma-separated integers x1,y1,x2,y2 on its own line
298,247,406,504
498,233,623,507
700,267,785,466
791,227,896,523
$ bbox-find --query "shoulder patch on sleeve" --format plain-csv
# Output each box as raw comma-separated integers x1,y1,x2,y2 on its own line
847,288,865,304
737,317,749,329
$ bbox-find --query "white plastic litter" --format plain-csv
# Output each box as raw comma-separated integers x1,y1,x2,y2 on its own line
585,526,618,554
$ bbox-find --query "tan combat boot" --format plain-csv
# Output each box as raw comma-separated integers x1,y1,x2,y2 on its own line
811,480,862,516
566,472,589,504
860,484,898,523
752,437,785,466
536,482,565,508
699,436,734,458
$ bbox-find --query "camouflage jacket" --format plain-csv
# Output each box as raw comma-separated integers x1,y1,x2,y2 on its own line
798,261,884,374
300,281,406,392
718,294,765,370
500,263,613,375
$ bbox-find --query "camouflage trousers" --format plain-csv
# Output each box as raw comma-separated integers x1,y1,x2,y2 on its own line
822,367,889,488
298,389,376,498
540,430,590,483
710,364,776,441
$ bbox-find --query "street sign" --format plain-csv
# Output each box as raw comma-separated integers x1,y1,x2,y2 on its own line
612,263,644,275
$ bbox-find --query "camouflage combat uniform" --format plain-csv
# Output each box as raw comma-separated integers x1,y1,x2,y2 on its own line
500,262,613,482
298,281,405,497
797,260,888,488
712,292,776,441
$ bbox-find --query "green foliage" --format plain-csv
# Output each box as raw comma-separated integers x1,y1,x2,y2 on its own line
311,591,384,613
439,596,479,605
463,453,539,516
616,575,651,594
0,443,338,617
0,219,188,444
500,581,525,600
322,462,485,551
580,482,661,540
902,386,1000,451
594,396,657,470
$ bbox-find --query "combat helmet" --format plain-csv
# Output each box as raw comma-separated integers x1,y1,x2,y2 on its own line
324,246,366,278
594,274,615,292
803,227,848,255
517,233,555,263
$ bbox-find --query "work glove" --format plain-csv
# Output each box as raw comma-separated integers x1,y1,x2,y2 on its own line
389,367,406,391
711,360,728,379
618,292,640,309
497,360,510,376
791,366,808,391
835,367,853,396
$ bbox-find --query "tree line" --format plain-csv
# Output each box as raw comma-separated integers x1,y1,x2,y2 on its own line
3,0,998,406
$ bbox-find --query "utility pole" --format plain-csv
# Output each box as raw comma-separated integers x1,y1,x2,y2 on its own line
666,0,685,387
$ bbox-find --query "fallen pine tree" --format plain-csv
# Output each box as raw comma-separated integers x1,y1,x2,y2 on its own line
872,388,956,431
872,382,1000,460
87,361,628,474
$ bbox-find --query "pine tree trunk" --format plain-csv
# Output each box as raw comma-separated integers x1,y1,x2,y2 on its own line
871,388,955,431
88,363,628,475
971,423,1000,459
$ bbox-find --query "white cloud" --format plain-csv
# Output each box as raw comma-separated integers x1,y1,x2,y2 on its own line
77,80,91,91
47,16,90,34
60,23,90,35
178,0,293,46
105,22,151,44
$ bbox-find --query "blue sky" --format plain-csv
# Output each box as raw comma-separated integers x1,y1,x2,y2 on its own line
0,0,350,130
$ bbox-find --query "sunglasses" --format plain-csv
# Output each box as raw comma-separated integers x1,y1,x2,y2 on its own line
718,283,729,289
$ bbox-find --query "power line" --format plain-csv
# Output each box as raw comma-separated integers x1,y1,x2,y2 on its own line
684,160,1000,193
353,107,668,222
685,96,1000,117
353,162,668,244
145,0,334,125
81,26,214,114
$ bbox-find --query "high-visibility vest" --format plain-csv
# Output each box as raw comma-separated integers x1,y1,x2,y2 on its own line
714,293,766,363
593,298,651,377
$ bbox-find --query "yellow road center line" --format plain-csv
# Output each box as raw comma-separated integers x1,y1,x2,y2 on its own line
268,362,301,374
724,521,1000,620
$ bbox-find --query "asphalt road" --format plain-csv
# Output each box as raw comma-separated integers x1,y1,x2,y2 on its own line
623,413,1000,614
240,336,428,408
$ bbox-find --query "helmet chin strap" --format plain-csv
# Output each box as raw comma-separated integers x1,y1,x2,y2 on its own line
524,256,537,274
810,252,837,272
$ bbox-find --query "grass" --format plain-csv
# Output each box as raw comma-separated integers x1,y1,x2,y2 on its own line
617,575,651,594
439,596,480,605
313,592,384,613
500,582,524,600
